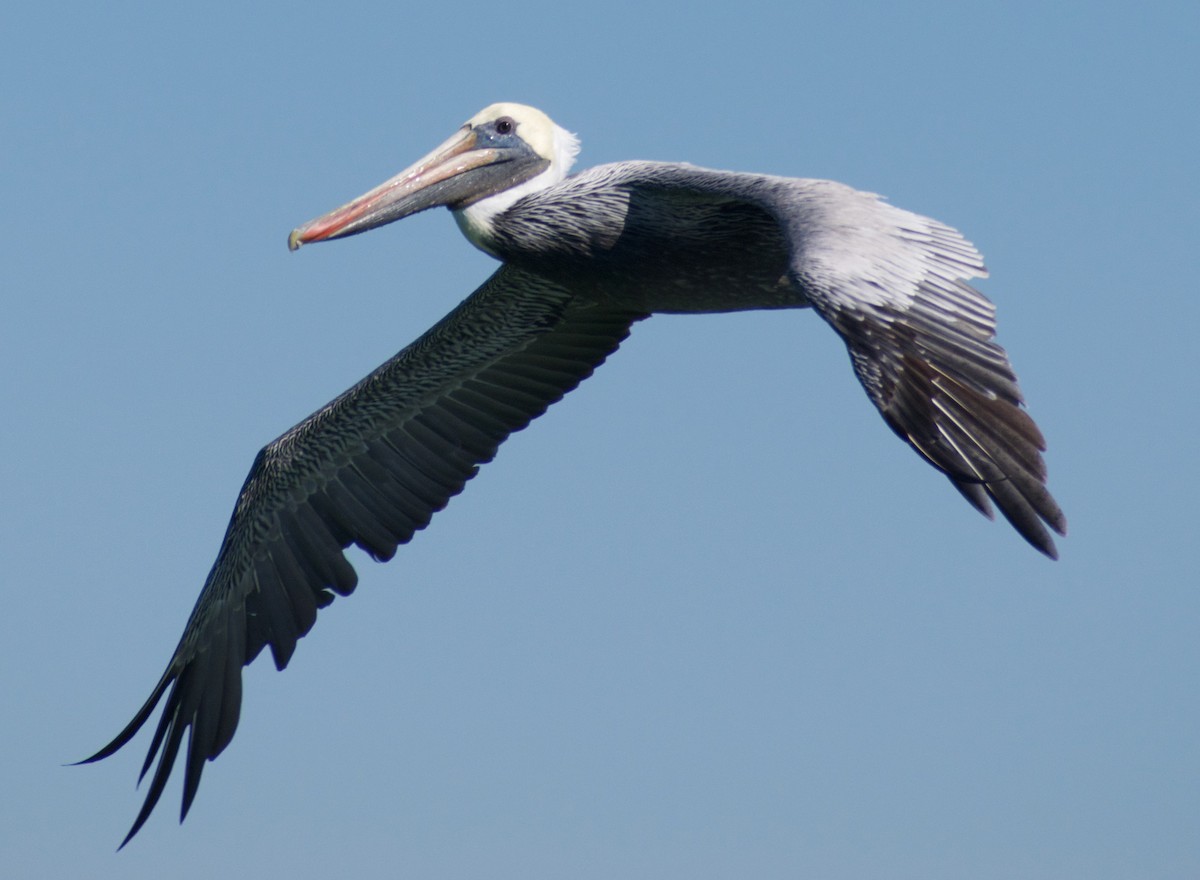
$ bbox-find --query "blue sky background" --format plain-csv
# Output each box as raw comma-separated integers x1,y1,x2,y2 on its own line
3,1,1197,877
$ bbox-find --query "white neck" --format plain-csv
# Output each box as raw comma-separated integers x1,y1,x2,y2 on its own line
453,122,580,256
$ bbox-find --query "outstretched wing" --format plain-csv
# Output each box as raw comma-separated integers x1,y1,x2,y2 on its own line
775,178,1066,556
599,162,1064,556
81,264,646,846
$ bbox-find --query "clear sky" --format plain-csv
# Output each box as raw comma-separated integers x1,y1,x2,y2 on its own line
3,1,1197,877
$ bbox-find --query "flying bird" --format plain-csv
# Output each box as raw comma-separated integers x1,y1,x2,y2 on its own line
82,102,1065,846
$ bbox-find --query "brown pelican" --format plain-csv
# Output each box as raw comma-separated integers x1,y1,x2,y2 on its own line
82,103,1065,846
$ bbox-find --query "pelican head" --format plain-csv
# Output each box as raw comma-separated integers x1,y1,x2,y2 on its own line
288,103,579,253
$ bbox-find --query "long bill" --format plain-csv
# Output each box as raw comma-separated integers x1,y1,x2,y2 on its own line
288,125,511,251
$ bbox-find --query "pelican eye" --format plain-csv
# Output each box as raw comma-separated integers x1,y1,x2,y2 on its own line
494,117,516,135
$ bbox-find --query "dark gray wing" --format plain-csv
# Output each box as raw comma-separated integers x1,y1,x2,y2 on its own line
595,162,1065,556
773,178,1066,556
81,264,646,846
